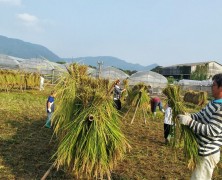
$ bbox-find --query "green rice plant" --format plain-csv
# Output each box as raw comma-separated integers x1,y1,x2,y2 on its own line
162,85,198,170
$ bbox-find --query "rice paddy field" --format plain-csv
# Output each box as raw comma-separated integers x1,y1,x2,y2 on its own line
0,86,222,179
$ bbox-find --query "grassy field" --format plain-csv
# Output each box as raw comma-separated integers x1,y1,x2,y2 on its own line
0,87,222,179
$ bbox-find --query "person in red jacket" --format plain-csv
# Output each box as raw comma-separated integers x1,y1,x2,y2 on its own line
150,97,165,116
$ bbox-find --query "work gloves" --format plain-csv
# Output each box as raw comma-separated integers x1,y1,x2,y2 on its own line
177,114,192,126
47,108,51,113
153,112,157,116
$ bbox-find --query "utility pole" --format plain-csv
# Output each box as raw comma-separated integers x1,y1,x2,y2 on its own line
97,61,103,79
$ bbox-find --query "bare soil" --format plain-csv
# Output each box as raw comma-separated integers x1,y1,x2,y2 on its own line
0,89,222,180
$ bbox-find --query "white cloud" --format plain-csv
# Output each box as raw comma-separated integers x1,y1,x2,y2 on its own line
16,13,44,32
17,13,38,24
0,0,21,6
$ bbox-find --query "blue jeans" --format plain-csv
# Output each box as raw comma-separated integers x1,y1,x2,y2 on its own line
151,101,163,113
45,112,52,128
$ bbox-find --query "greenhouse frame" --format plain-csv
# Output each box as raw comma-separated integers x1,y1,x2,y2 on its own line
128,71,168,94
90,66,129,81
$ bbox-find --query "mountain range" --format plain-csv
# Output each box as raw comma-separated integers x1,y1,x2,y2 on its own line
0,35,158,71
64,57,158,71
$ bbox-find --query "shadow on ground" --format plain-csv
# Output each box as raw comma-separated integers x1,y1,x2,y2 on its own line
0,118,72,179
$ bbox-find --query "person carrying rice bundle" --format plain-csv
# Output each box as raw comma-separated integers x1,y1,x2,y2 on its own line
178,73,222,180
113,79,126,110
163,101,174,144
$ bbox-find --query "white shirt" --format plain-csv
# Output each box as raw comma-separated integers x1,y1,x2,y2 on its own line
40,76,44,84
164,107,173,125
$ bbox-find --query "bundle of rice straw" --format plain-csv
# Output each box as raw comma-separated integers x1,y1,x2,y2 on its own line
120,78,129,103
124,83,150,124
162,85,198,170
184,90,207,106
51,63,130,179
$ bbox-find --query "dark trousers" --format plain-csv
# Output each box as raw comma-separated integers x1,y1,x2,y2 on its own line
114,99,121,110
151,101,163,113
164,124,173,139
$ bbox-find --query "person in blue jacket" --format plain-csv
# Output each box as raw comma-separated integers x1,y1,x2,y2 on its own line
45,90,56,128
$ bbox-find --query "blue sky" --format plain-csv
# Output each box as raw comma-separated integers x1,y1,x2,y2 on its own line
0,0,222,67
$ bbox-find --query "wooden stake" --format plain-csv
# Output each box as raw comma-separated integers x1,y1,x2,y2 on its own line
143,108,146,124
41,162,55,180
130,98,140,124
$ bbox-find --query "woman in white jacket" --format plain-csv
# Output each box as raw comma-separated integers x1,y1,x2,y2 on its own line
163,101,173,144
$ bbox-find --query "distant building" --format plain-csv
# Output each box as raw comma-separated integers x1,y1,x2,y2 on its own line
157,61,222,80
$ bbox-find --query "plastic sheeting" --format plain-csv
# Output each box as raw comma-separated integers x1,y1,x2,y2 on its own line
0,54,67,75
19,58,67,75
178,79,212,86
0,54,20,69
128,71,168,88
87,67,96,74
90,66,129,80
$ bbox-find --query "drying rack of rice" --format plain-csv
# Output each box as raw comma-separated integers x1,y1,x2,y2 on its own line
0,69,40,91
49,63,130,180
124,83,150,124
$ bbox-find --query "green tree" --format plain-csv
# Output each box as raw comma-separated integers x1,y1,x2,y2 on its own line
56,61,66,64
119,68,137,76
190,64,208,80
151,66,163,74
167,76,175,84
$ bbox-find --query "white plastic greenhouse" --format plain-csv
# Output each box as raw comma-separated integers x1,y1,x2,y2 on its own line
87,67,96,74
128,71,168,93
0,54,20,69
19,58,67,75
178,79,212,86
90,66,129,80
178,79,212,95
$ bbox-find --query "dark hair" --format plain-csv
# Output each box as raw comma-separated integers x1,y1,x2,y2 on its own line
167,100,172,107
212,73,222,87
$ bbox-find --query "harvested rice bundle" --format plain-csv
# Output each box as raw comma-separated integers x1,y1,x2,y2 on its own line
124,83,150,124
0,69,40,91
0,70,4,87
120,78,129,102
162,85,198,170
0,70,15,90
184,90,207,106
24,72,40,89
68,63,88,82
51,64,130,179
199,91,207,105
122,78,129,89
